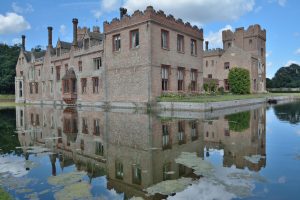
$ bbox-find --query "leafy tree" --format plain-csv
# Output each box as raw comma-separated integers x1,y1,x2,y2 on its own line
270,64,300,88
225,111,250,132
0,44,20,94
266,78,273,88
228,68,250,94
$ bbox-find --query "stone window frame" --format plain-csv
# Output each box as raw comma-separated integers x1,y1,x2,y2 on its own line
177,34,184,53
56,66,61,81
93,119,100,136
161,29,170,50
191,39,197,56
113,34,121,52
208,74,212,79
92,77,99,94
78,60,82,72
81,78,87,94
130,29,139,49
224,62,230,70
161,65,170,91
177,67,185,91
93,57,102,70
190,69,197,92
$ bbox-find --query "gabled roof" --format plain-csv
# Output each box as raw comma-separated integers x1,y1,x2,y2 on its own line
87,32,103,40
60,41,72,49
33,51,46,59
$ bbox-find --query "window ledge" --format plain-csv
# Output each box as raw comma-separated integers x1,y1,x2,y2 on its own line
162,47,170,51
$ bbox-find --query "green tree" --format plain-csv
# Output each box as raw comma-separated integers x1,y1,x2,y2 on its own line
225,111,250,132
0,44,20,94
271,64,300,88
228,68,250,94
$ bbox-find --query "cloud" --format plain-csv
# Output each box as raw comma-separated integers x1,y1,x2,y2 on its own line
123,0,255,24
284,60,300,66
205,25,233,48
59,24,67,36
294,48,300,55
278,176,287,184
91,0,121,18
12,2,34,14
268,0,287,7
296,130,300,136
267,62,273,68
254,6,263,13
12,38,21,44
266,51,272,57
0,12,31,34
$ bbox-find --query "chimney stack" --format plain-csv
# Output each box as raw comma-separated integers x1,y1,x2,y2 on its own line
72,18,78,47
47,26,53,48
21,35,25,51
120,7,127,19
205,41,209,51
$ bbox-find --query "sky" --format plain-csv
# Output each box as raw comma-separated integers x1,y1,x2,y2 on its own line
0,0,299,78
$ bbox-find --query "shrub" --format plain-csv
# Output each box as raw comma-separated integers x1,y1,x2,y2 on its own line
225,111,250,132
228,68,250,94
209,81,217,93
218,87,224,94
203,83,209,92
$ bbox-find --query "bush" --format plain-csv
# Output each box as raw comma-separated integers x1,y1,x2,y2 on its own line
225,111,250,132
228,68,250,94
209,81,217,93
218,87,224,94
203,83,209,92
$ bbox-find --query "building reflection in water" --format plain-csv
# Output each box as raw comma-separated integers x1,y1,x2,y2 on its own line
15,104,266,199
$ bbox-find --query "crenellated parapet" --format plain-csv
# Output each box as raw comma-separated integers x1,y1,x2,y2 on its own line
222,24,266,42
104,6,203,39
203,48,224,57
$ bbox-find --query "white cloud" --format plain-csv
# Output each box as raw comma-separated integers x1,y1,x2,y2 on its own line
296,130,300,136
59,24,67,36
91,0,121,18
266,51,272,57
12,38,21,44
267,62,273,68
278,0,287,6
284,60,300,66
205,25,233,48
12,2,34,14
268,0,287,7
278,176,287,184
0,156,28,177
294,48,300,55
0,12,31,34
122,0,255,24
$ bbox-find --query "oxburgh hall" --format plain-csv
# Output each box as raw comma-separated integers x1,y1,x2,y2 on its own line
15,6,266,107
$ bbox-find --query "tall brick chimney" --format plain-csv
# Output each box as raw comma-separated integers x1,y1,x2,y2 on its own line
72,18,78,47
205,41,209,51
120,7,127,19
47,26,53,48
21,35,25,51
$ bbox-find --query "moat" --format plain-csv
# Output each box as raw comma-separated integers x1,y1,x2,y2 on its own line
0,101,300,200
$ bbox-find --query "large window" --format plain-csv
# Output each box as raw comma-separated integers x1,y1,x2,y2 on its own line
95,142,104,156
82,118,88,134
94,119,100,136
132,165,142,185
56,66,61,81
191,39,197,55
35,82,38,94
177,34,184,52
49,81,53,94
191,69,197,92
177,67,184,91
130,29,139,48
29,83,33,94
92,77,99,94
161,65,169,91
63,80,69,93
162,124,171,150
78,61,82,72
224,62,230,69
94,58,101,70
113,34,121,51
115,161,123,180
178,121,185,144
81,78,87,94
161,30,169,49
224,79,230,91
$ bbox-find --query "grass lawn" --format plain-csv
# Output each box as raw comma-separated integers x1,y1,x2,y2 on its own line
0,102,19,107
0,188,12,200
0,95,15,100
157,93,300,103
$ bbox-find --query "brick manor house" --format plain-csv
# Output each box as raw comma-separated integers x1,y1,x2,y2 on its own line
15,6,266,106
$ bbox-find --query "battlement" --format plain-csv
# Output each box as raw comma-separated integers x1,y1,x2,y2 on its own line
222,24,266,42
104,6,203,39
203,48,224,57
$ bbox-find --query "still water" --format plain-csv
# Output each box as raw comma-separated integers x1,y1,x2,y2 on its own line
0,101,300,200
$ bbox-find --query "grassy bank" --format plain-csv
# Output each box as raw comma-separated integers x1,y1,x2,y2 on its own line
157,93,300,103
0,95,15,100
0,188,12,200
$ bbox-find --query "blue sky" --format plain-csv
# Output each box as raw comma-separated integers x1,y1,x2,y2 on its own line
0,0,299,78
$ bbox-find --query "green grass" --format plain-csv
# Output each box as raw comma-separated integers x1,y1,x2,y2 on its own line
157,93,300,103
0,102,19,107
0,188,12,200
0,95,15,100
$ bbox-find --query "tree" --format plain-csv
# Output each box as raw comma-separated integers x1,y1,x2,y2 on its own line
270,64,300,88
228,68,250,94
225,111,250,132
266,78,273,88
0,44,20,94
